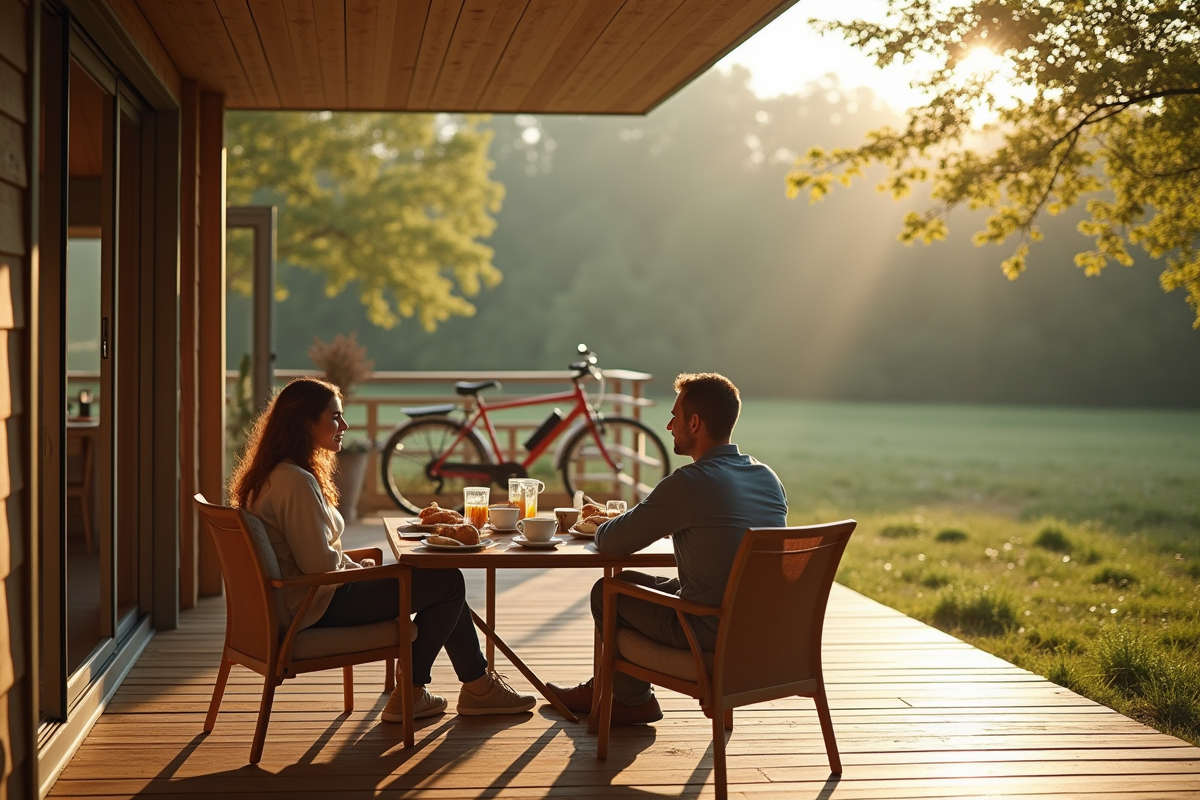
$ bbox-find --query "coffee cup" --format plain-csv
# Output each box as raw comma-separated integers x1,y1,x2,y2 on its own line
517,517,557,542
554,507,581,533
489,505,519,530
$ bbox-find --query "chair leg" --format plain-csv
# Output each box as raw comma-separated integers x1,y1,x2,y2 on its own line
249,679,278,765
724,708,733,731
343,666,354,713
596,662,614,760
711,700,728,800
80,493,93,554
204,658,233,732
813,686,842,775
385,657,395,693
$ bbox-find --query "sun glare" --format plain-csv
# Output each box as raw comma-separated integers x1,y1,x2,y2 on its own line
951,46,1028,128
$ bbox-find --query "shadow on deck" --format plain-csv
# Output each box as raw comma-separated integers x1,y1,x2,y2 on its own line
49,518,1200,799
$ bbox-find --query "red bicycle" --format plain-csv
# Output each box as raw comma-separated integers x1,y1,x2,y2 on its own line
379,345,671,514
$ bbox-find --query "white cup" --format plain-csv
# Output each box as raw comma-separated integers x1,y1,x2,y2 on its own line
517,517,557,542
489,505,519,530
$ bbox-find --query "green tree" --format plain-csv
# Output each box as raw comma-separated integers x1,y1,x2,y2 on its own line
226,111,504,330
787,1,1200,326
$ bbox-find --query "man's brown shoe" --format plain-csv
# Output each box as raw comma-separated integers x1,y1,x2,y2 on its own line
610,695,663,726
547,678,595,713
546,678,664,725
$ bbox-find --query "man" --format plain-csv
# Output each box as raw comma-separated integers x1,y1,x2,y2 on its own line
548,372,788,724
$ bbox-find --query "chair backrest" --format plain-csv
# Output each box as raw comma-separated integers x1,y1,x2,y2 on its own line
194,493,282,663
65,432,92,488
713,521,855,699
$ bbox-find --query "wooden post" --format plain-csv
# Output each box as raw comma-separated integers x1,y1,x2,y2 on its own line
196,91,225,596
178,80,200,608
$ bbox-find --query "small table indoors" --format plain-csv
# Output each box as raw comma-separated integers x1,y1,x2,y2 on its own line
383,516,676,747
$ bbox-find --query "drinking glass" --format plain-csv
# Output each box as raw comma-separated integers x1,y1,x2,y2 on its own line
520,478,545,518
606,499,627,516
508,478,527,520
464,486,490,528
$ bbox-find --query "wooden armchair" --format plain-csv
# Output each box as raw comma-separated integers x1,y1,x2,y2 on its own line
194,494,416,764
596,521,856,799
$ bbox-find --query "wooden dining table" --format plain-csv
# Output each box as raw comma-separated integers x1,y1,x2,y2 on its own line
382,516,676,747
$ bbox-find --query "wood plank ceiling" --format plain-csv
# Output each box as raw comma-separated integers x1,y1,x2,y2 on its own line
133,0,796,114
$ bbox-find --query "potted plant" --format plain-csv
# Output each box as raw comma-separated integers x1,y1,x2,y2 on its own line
309,333,375,523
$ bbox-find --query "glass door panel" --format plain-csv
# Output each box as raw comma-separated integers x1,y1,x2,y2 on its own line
64,58,113,676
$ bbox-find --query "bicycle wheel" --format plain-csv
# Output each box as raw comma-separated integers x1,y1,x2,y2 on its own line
560,416,670,504
380,417,492,514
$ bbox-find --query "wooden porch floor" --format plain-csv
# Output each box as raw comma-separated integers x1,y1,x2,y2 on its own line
50,519,1200,799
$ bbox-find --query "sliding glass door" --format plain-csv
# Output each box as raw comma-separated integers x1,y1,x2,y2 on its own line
39,15,152,722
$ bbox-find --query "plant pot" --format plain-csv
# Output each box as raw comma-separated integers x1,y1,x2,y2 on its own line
334,450,370,524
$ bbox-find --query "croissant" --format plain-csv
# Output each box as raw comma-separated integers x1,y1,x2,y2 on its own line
432,523,480,545
419,503,464,525
580,503,605,520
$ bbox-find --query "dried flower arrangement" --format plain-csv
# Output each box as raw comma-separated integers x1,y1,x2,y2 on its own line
308,332,375,399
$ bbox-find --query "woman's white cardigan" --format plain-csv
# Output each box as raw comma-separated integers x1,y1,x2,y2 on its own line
247,461,361,630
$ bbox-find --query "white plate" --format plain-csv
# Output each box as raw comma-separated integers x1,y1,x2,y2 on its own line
402,518,445,533
483,524,519,534
511,535,563,549
420,538,495,553
568,525,596,539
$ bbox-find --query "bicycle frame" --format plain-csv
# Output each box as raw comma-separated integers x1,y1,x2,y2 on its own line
430,379,619,482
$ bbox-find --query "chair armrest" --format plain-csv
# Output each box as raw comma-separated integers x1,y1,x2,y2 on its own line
345,547,383,565
602,578,721,617
269,563,409,589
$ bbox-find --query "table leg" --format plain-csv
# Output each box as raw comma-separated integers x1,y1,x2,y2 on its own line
486,567,495,669
398,566,414,748
589,566,615,733
470,609,579,724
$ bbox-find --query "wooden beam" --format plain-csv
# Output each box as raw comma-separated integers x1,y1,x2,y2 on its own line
196,91,223,597
178,81,199,609
151,106,180,630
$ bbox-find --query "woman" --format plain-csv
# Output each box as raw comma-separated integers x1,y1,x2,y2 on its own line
229,377,534,722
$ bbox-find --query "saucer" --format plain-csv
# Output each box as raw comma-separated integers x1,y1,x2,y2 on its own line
484,524,520,534
511,535,563,549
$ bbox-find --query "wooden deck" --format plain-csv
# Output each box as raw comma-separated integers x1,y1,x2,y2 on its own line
50,519,1200,799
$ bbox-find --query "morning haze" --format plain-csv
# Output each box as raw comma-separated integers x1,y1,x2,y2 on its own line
246,66,1200,407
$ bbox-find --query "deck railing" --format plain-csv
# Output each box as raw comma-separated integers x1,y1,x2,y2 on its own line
235,368,657,513
66,367,658,514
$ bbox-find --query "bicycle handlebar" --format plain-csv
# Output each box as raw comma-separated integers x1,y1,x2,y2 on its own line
570,343,601,379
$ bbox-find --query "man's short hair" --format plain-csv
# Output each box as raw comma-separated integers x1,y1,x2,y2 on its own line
673,372,741,441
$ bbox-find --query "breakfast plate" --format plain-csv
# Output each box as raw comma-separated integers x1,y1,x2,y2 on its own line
401,518,445,533
567,525,596,539
511,535,563,549
420,538,495,553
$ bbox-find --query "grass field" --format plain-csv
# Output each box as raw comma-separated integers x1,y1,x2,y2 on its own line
643,399,1200,743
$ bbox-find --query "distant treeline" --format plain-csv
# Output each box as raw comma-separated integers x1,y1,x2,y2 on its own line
233,67,1200,407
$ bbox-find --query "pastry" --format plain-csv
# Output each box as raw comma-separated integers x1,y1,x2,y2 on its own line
419,502,464,525
580,502,605,520
426,534,463,547
432,523,481,545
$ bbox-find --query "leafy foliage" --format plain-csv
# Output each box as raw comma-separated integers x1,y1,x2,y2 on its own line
226,111,504,330
245,70,1200,405
787,1,1200,325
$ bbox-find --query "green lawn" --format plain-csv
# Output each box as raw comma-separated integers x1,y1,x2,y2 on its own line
643,399,1200,743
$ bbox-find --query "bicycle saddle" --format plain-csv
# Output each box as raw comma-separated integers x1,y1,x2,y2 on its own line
455,380,500,395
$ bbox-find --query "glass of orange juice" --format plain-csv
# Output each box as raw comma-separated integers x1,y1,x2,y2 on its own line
464,486,490,528
508,478,527,519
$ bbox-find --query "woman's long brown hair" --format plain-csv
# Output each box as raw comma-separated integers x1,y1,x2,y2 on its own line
228,377,341,508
